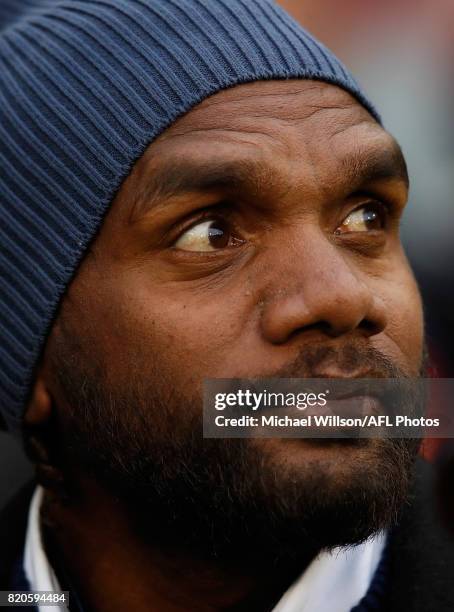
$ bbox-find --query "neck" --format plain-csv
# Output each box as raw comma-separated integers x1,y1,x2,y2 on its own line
40,479,316,612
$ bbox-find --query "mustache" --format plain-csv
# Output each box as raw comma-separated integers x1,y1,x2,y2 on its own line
268,342,427,379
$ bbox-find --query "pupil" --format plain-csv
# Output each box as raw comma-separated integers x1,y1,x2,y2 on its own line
364,208,381,229
208,220,230,248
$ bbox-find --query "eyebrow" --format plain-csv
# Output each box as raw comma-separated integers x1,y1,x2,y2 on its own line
341,143,409,191
132,142,409,221
130,159,266,222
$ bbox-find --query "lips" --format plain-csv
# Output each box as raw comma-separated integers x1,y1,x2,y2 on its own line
304,394,382,419
306,369,390,379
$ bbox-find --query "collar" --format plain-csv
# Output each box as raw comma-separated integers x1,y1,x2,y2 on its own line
24,487,68,612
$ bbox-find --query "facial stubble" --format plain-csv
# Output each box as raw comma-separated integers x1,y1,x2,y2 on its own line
49,336,424,568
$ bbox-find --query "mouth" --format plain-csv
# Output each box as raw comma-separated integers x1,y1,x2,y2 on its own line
304,393,382,419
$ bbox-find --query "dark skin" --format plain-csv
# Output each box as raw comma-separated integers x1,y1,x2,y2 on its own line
25,80,424,612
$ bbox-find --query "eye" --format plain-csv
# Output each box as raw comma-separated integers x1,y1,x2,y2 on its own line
335,201,388,235
173,218,243,252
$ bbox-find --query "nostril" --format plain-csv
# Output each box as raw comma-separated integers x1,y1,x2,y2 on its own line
285,320,332,343
289,320,363,341
359,317,384,336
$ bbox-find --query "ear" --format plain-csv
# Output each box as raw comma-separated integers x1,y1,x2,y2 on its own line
24,374,52,428
23,372,66,497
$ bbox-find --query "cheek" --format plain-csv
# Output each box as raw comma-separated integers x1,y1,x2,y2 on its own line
89,276,253,387
378,264,424,374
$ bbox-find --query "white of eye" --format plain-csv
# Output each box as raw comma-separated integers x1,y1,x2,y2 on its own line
337,203,386,234
174,219,231,252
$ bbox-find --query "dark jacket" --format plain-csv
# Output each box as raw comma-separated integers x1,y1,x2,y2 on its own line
1,459,454,611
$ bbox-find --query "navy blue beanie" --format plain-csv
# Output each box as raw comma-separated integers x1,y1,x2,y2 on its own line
0,0,379,433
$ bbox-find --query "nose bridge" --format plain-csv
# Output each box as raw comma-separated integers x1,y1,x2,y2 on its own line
271,226,359,296
306,234,363,302
259,226,385,343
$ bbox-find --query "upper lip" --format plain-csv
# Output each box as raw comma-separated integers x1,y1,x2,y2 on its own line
307,369,388,379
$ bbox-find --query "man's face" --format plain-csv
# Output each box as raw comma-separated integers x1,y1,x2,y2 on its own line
45,80,424,563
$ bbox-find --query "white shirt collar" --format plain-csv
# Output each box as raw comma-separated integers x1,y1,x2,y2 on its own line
24,487,68,612
273,532,386,611
24,486,386,612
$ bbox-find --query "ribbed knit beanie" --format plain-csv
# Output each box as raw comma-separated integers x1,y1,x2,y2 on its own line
0,0,380,433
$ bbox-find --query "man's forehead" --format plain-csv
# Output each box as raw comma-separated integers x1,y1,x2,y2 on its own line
125,82,405,205
156,79,375,139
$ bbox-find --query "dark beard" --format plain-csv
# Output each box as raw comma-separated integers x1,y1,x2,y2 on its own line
49,339,425,569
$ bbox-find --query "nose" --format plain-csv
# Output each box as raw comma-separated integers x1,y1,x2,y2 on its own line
259,231,388,345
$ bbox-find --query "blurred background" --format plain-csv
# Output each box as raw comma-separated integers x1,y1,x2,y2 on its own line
1,0,453,505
